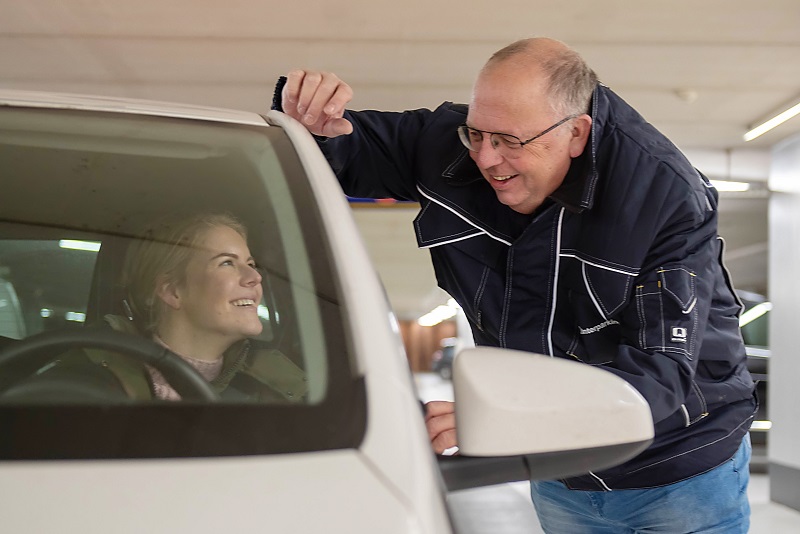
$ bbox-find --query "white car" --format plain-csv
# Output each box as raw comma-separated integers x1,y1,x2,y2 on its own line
0,90,654,533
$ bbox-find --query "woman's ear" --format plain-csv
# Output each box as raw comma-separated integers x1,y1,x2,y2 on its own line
568,114,592,158
155,276,181,310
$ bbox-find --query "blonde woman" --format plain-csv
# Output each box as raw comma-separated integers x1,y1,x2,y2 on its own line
112,213,305,402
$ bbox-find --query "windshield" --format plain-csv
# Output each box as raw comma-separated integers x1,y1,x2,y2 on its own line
0,104,365,459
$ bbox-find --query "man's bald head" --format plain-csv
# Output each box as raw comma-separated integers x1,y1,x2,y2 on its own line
480,38,598,117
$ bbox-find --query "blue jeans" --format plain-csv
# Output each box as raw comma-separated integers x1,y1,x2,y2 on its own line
530,435,751,533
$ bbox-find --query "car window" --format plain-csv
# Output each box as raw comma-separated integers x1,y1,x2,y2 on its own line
0,104,365,458
0,277,26,339
0,239,98,339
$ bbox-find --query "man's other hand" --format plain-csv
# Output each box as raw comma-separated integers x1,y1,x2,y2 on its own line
425,400,458,454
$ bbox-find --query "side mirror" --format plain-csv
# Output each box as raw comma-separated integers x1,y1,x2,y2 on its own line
438,347,654,491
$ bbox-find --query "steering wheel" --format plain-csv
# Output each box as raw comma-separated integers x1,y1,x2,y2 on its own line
0,329,219,402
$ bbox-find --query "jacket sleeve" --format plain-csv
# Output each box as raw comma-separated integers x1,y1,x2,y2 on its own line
605,175,748,425
316,107,448,202
270,75,433,200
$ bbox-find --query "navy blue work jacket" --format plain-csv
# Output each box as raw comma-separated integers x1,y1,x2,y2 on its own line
313,84,756,490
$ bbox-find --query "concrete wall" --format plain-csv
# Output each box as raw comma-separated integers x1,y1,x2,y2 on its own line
768,133,800,511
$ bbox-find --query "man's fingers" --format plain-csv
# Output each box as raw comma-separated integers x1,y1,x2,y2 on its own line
321,82,353,119
431,429,458,455
322,117,353,137
282,70,354,137
425,400,455,421
283,69,306,106
295,71,323,119
426,410,455,438
423,400,457,454
427,413,458,454
302,73,351,124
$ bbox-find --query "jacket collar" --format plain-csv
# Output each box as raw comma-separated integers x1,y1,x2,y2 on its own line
548,83,605,213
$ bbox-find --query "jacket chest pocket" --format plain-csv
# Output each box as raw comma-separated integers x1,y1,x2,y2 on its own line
432,243,508,337
557,261,634,365
563,289,622,365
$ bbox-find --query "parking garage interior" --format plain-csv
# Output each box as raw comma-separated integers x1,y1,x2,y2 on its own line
2,2,800,531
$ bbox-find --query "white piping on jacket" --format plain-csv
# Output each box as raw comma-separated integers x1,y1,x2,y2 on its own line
681,404,691,427
582,262,608,320
589,471,613,492
546,207,567,357
418,231,486,249
559,252,640,277
416,185,513,247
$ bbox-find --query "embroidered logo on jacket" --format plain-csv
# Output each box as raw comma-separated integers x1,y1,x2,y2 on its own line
579,319,620,335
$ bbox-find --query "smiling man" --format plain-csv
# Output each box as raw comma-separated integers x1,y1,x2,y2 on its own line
277,38,756,533
461,41,592,215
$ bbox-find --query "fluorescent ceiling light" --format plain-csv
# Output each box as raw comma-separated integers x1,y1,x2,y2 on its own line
710,180,750,192
750,420,772,431
59,239,101,252
744,101,800,142
65,311,87,323
739,301,772,328
418,298,460,327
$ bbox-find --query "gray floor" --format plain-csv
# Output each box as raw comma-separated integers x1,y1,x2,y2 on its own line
415,372,800,533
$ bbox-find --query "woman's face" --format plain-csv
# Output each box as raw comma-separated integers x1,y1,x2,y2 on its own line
170,224,263,347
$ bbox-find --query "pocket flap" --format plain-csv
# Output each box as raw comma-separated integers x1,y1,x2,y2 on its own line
658,266,697,313
582,263,635,317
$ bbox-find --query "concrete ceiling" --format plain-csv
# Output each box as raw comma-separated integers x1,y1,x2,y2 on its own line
2,0,796,318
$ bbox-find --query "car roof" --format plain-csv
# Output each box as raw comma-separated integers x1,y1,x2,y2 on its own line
0,89,268,127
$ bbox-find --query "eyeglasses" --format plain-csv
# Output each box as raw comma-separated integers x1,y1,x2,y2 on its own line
457,114,578,158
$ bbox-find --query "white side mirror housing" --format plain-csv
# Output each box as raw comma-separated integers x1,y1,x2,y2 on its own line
454,347,654,457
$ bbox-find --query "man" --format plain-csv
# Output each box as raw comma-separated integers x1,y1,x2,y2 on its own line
277,38,756,533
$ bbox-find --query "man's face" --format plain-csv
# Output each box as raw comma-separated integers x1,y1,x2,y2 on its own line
466,62,587,215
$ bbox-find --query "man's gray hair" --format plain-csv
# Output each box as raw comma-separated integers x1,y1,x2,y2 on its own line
487,38,598,117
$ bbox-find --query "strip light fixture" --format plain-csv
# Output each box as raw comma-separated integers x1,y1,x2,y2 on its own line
58,239,101,252
710,180,750,192
739,301,772,328
744,99,800,142
418,299,460,327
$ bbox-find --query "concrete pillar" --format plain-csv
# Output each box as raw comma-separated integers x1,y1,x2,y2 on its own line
767,133,800,511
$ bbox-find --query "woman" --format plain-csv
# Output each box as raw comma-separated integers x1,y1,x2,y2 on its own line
109,213,306,402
